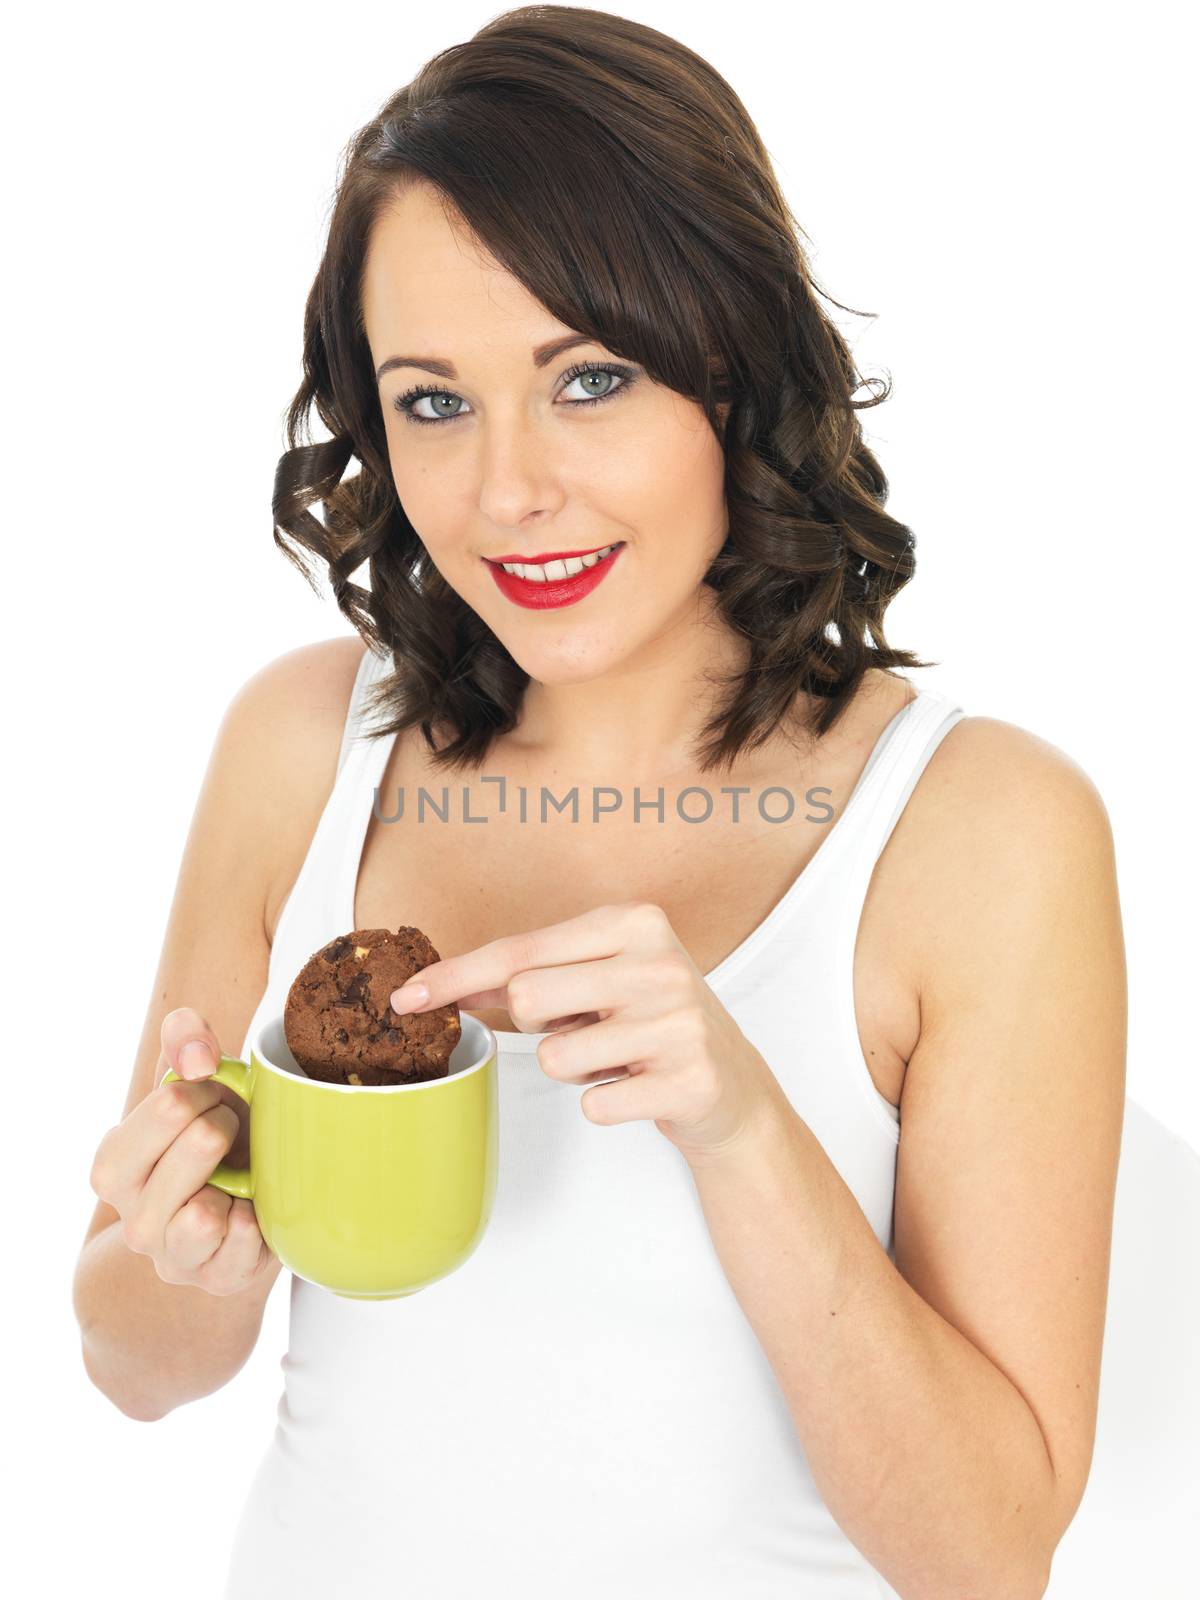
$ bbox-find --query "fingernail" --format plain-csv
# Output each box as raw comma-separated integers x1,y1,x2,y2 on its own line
179,1039,217,1078
390,983,429,1012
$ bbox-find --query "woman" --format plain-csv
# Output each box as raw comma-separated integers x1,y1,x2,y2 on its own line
76,8,1126,1598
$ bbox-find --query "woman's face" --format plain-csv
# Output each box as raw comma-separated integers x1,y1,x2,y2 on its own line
361,181,730,689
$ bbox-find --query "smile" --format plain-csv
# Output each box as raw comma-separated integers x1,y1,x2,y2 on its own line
484,542,625,609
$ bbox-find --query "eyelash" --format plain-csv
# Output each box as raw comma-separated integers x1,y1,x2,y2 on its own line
391,360,637,427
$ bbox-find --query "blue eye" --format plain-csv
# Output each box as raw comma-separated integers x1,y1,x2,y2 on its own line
391,360,637,427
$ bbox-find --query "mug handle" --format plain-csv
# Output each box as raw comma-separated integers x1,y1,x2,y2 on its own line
160,1056,255,1200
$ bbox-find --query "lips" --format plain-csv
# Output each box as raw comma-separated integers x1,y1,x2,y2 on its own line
485,542,625,610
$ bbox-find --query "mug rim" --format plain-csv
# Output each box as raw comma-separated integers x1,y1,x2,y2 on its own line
252,1011,497,1093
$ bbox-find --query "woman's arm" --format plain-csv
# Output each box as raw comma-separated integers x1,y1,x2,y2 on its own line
73,636,366,1420
686,719,1126,1600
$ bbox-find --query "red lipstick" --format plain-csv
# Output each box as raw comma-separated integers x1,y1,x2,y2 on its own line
484,542,625,610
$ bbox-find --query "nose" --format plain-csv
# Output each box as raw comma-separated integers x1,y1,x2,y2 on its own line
475,420,569,529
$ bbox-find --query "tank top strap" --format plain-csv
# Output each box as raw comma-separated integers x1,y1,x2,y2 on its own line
774,685,971,1152
336,643,394,776
269,643,396,965
834,687,968,907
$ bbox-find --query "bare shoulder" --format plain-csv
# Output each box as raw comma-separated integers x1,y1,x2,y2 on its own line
228,635,370,942
916,711,1110,815
891,712,1118,1016
231,634,369,731
227,634,368,815
908,713,1120,851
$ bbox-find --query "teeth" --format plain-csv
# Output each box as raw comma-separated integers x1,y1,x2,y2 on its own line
501,543,618,580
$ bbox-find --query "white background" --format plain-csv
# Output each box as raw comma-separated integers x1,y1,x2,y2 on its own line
5,2,1195,1595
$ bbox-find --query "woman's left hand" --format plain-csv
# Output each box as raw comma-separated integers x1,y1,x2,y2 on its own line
388,901,782,1163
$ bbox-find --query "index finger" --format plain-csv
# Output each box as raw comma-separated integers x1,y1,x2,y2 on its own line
388,902,653,1013
91,1075,230,1216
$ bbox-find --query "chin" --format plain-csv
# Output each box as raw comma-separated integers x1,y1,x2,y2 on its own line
505,634,629,683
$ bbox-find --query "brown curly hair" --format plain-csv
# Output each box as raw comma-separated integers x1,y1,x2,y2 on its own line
272,4,934,776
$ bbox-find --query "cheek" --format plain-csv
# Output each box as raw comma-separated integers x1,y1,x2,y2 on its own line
387,449,457,549
581,416,722,519
613,430,725,552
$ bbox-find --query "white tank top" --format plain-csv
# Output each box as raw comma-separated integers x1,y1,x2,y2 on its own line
223,645,966,1599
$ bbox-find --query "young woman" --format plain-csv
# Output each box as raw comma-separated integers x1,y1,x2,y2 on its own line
75,9,1126,1598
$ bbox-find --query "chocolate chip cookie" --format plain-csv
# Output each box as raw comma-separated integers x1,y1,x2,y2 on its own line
283,927,461,1086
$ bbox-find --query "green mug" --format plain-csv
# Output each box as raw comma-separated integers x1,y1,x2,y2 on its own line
160,1012,499,1300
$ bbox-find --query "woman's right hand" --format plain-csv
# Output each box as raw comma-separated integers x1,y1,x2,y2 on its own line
89,1007,278,1297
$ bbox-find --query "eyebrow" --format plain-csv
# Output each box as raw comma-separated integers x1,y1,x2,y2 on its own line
375,333,600,385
